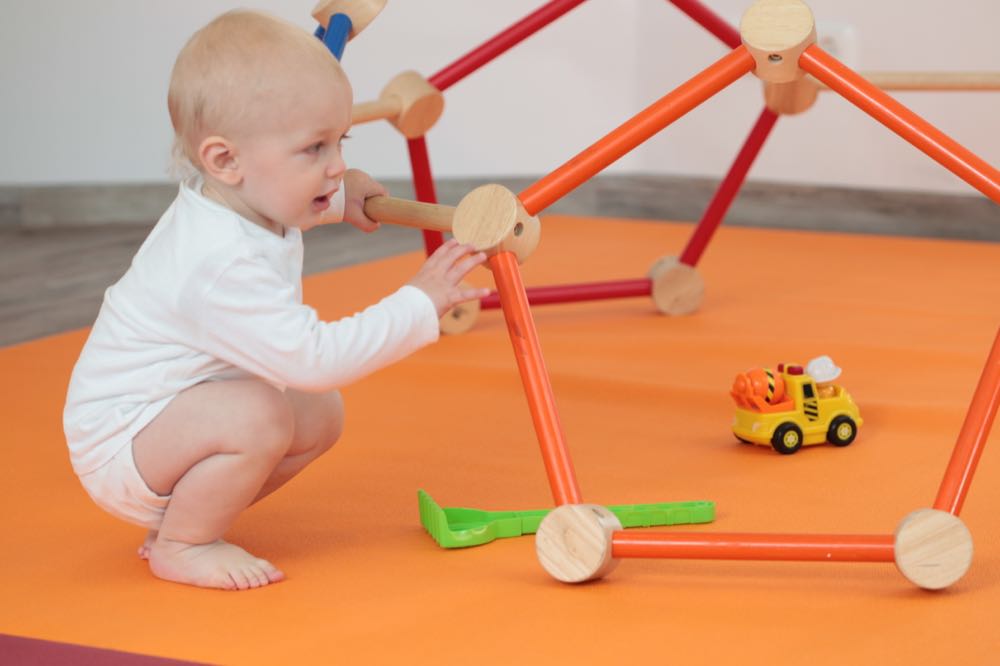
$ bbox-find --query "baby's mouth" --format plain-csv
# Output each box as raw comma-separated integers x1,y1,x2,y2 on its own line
312,193,331,212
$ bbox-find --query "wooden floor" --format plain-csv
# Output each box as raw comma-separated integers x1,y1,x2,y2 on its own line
1,175,997,347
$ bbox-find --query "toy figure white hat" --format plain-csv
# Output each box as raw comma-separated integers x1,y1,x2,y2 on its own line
806,355,841,383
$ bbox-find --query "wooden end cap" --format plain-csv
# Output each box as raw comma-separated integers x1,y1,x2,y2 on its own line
648,256,704,315
894,508,973,590
381,71,445,139
741,0,816,83
312,0,387,36
536,504,622,584
763,78,819,115
439,286,480,335
452,185,541,264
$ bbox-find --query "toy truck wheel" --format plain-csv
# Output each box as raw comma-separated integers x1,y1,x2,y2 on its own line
771,423,803,455
827,415,857,447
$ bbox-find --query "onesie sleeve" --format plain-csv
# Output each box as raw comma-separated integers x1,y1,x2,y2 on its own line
187,254,440,391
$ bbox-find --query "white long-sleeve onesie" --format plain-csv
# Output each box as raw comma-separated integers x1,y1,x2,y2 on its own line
64,177,439,477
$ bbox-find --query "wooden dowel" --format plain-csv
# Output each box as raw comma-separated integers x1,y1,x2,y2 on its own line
362,195,454,233
817,71,1000,92
351,97,403,125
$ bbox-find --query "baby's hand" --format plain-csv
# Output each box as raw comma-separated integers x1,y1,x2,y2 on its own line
408,239,491,317
343,169,388,232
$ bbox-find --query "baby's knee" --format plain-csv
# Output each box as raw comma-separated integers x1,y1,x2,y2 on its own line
316,390,345,453
235,383,296,457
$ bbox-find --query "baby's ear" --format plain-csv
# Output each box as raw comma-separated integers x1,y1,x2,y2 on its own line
198,136,241,185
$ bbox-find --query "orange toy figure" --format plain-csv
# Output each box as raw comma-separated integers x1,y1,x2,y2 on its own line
730,367,793,412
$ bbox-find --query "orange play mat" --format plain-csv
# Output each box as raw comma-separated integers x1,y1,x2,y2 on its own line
1,215,998,664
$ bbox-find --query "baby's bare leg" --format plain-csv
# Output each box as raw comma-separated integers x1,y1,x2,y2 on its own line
132,380,294,590
253,389,344,503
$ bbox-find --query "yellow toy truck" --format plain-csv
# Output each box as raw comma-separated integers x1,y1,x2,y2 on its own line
730,360,863,455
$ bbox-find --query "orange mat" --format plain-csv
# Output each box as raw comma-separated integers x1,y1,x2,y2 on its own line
1,215,999,664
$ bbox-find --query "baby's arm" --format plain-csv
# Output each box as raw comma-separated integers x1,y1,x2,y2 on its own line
186,241,486,391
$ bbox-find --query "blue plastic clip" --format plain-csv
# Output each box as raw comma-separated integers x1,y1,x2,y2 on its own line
316,13,353,61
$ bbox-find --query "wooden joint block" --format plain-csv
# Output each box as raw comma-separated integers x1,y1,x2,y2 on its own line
648,256,704,315
763,77,819,115
380,71,445,139
312,0,387,36
894,508,973,590
452,185,541,264
439,286,481,335
741,0,817,83
536,504,622,583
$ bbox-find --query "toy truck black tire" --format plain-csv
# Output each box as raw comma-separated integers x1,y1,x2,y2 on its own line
827,415,858,447
771,423,803,455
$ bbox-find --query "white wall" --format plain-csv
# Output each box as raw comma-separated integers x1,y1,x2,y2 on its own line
1,0,998,196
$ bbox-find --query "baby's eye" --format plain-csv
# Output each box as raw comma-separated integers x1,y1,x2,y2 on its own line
306,142,324,154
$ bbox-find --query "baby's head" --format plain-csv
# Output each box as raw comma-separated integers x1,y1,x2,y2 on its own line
168,10,353,232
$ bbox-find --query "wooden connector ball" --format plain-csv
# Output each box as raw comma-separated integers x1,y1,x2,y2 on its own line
536,504,622,583
763,78,819,115
648,256,704,316
439,285,481,335
741,0,817,83
380,71,445,139
894,508,973,590
452,185,541,264
312,0,387,37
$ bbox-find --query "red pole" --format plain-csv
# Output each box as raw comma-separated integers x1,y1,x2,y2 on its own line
406,137,445,255
490,251,583,506
667,0,741,49
613,531,896,562
480,278,652,309
519,47,756,216
429,0,589,92
934,328,1000,515
680,108,778,266
799,45,1000,205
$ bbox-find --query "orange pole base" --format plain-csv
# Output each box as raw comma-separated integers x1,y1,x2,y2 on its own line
612,531,896,562
489,251,583,506
934,328,1000,515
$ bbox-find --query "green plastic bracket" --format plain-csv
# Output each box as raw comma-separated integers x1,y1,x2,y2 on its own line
418,489,716,549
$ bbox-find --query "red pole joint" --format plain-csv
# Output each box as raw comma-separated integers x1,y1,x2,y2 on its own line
680,107,779,267
667,0,741,49
406,137,445,255
429,0,589,92
480,278,652,309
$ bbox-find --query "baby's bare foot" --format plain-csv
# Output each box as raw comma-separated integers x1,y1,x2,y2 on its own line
137,530,158,560
148,539,285,590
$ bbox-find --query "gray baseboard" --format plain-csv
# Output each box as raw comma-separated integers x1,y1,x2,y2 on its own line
1,175,996,241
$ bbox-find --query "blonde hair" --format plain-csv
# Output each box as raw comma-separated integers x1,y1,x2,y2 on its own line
168,9,348,171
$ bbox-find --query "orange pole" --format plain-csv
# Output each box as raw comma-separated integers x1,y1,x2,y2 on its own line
489,251,583,506
799,45,1000,205
518,46,756,216
613,531,895,562
934,328,1000,515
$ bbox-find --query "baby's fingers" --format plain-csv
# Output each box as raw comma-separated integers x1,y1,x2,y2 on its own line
447,250,488,282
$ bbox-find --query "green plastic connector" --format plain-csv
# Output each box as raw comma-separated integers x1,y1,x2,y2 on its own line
418,489,716,549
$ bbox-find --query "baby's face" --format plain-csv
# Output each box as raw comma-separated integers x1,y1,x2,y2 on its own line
230,74,353,234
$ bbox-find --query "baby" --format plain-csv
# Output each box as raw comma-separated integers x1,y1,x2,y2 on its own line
63,10,488,591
